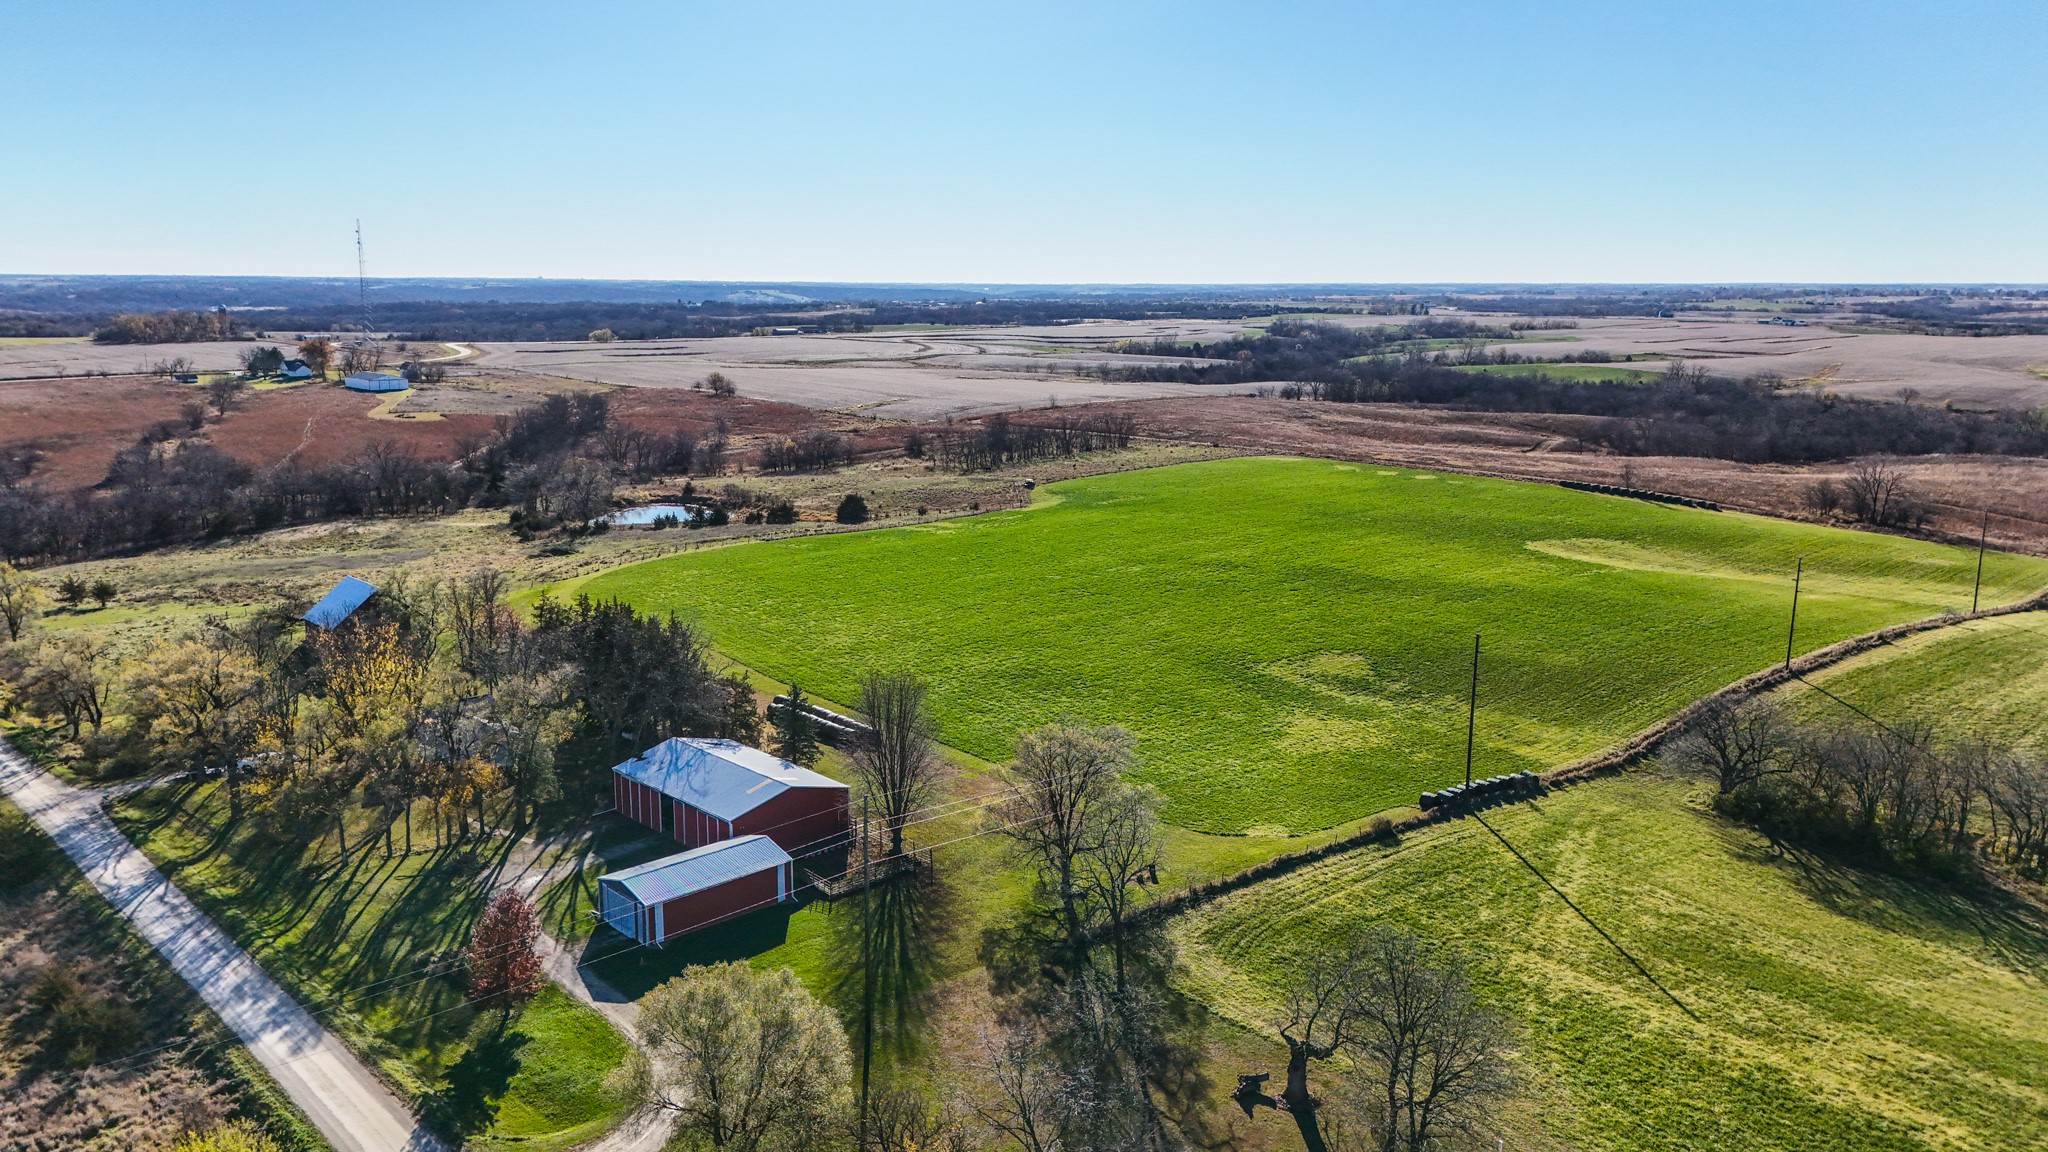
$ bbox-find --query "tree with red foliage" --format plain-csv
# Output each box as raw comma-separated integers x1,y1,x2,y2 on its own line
465,891,543,1010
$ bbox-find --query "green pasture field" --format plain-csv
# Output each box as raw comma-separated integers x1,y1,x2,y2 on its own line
1171,773,2048,1152
578,457,2048,835
1451,362,1663,383
108,781,632,1152
1778,612,2048,749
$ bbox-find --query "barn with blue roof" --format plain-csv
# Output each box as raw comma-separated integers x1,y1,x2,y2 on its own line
302,576,378,630
611,737,850,853
596,834,796,945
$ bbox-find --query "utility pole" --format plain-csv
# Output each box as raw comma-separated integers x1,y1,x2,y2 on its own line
355,219,372,337
1971,509,1989,613
1784,558,1802,671
857,796,873,1151
1464,633,1480,786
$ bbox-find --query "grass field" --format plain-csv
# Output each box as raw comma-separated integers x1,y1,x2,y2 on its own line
109,781,632,1151
1779,612,2048,749
1452,362,1664,383
580,457,2048,834
1171,773,2048,1152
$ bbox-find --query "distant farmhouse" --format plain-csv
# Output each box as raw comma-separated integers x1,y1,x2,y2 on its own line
278,358,314,380
302,575,378,630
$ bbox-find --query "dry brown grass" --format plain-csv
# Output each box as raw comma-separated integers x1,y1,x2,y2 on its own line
0,803,242,1152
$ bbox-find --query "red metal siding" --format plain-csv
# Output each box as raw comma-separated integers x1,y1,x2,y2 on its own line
734,786,850,852
616,773,665,833
655,865,785,942
613,769,847,854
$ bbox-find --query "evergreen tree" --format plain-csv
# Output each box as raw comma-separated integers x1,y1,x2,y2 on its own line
772,684,821,766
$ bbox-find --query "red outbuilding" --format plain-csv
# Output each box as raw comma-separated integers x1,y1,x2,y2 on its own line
610,737,850,853
596,835,795,946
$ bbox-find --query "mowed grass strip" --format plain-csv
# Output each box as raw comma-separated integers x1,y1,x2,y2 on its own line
1170,774,2048,1152
582,457,2048,834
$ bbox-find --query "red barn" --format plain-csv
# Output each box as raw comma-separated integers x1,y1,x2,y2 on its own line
596,835,795,946
610,737,850,853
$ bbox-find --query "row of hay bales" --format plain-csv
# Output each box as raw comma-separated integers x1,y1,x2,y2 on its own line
768,694,875,748
1557,479,1722,511
1419,771,1541,812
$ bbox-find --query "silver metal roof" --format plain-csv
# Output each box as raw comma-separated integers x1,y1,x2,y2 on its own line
612,737,846,822
302,576,377,629
597,834,791,907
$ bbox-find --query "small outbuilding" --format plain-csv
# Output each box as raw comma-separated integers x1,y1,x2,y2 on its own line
343,372,408,393
597,834,796,946
611,737,849,853
302,575,378,630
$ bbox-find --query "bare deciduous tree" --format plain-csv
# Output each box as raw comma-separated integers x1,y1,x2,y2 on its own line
990,721,1134,946
1081,783,1164,993
1341,929,1514,1152
1841,458,1920,527
1670,696,1794,794
206,376,247,415
970,1019,1072,1152
1279,938,1362,1112
853,670,943,857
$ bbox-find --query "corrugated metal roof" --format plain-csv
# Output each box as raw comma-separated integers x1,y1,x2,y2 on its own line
302,576,378,629
613,737,846,822
598,834,791,907
343,372,408,393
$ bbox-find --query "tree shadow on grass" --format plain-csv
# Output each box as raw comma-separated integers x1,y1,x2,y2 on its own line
1759,836,2048,978
421,1011,531,1139
824,867,951,1070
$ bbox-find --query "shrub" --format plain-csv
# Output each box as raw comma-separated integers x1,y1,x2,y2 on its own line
835,493,869,524
765,501,797,525
27,963,143,1066
0,805,53,886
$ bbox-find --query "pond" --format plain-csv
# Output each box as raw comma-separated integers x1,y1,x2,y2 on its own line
603,503,705,526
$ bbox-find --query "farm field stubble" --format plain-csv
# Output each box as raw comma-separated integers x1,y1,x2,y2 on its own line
1169,772,2048,1152
579,456,2048,834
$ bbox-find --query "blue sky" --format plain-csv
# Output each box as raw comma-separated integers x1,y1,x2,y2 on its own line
2,1,2042,283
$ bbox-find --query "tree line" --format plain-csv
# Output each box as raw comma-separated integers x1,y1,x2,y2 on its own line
1110,321,2048,465
1674,695,2048,882
1,392,654,564
913,412,1138,473
91,309,243,344
0,569,756,858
